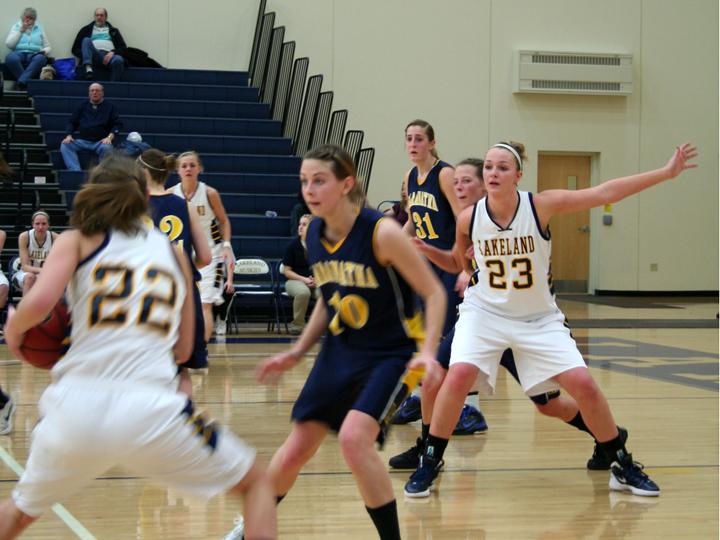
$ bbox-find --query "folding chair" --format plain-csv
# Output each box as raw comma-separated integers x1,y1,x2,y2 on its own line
227,258,281,333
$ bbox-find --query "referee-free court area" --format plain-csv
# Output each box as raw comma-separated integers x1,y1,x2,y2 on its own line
0,294,717,539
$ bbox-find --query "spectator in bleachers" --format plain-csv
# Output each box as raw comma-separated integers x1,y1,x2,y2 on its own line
15,211,58,295
384,183,409,226
60,83,122,171
71,7,127,81
4,7,51,90
0,230,9,310
282,214,315,335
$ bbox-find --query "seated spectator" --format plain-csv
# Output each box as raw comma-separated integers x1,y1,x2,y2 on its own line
282,214,316,335
4,7,51,90
60,83,122,171
14,211,58,295
384,183,409,225
71,7,126,81
0,230,9,310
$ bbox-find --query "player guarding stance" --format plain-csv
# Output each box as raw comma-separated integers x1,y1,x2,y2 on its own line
393,120,488,435
225,145,446,540
397,158,626,488
0,156,276,539
403,141,698,498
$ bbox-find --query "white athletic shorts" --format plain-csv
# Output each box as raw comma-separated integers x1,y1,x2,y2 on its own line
449,304,587,397
199,255,225,305
13,378,256,517
0,271,8,288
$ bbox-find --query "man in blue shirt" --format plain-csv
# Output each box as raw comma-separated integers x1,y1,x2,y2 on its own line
60,83,122,171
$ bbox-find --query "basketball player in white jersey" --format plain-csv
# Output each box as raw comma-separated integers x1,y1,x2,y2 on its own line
171,151,234,341
0,156,276,539
405,141,697,499
14,211,58,295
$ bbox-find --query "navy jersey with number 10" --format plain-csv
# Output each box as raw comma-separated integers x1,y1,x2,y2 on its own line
306,208,422,352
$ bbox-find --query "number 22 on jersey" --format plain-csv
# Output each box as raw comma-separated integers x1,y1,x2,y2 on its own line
90,265,178,334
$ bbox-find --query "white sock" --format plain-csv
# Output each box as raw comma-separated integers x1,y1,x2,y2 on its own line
464,393,480,409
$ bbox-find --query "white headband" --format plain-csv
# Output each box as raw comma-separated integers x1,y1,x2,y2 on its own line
137,156,166,172
493,143,523,170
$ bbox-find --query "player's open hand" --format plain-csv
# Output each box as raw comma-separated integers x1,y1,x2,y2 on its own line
256,350,301,384
407,354,443,393
666,143,698,178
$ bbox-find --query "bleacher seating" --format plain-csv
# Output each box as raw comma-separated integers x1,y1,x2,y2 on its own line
26,67,301,269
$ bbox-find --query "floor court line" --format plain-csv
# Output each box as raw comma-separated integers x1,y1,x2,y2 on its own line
0,445,96,540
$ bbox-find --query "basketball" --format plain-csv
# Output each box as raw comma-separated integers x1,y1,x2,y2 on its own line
20,302,71,369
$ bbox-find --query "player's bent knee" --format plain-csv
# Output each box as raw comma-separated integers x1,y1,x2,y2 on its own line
445,363,479,395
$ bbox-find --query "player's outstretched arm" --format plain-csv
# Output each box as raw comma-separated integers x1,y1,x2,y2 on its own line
535,143,698,223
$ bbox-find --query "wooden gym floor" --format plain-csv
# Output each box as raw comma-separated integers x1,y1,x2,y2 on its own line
0,295,717,539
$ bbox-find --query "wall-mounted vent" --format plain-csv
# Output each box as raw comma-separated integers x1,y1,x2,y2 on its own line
514,50,633,96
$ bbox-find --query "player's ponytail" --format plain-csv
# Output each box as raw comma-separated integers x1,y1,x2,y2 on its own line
138,148,177,187
71,155,148,235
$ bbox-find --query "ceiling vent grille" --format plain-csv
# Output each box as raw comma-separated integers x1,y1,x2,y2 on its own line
514,50,633,96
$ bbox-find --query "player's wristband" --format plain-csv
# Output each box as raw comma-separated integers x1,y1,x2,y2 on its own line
222,241,232,248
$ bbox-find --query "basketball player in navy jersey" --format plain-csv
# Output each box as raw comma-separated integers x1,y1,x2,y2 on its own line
393,121,487,440
138,148,212,396
404,141,697,498
227,145,446,540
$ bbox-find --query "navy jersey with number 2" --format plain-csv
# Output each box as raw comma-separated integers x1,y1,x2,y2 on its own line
149,193,208,369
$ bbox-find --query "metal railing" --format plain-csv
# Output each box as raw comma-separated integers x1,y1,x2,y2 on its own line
248,3,375,191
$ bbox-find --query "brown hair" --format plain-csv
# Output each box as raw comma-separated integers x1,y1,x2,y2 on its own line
303,144,363,204
71,155,148,235
494,141,528,170
405,119,439,159
0,152,13,181
138,148,177,186
456,158,484,181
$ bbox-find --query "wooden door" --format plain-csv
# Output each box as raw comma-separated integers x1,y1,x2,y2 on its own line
537,154,591,292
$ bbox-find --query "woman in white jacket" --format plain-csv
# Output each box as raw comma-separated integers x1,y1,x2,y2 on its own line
4,7,51,90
